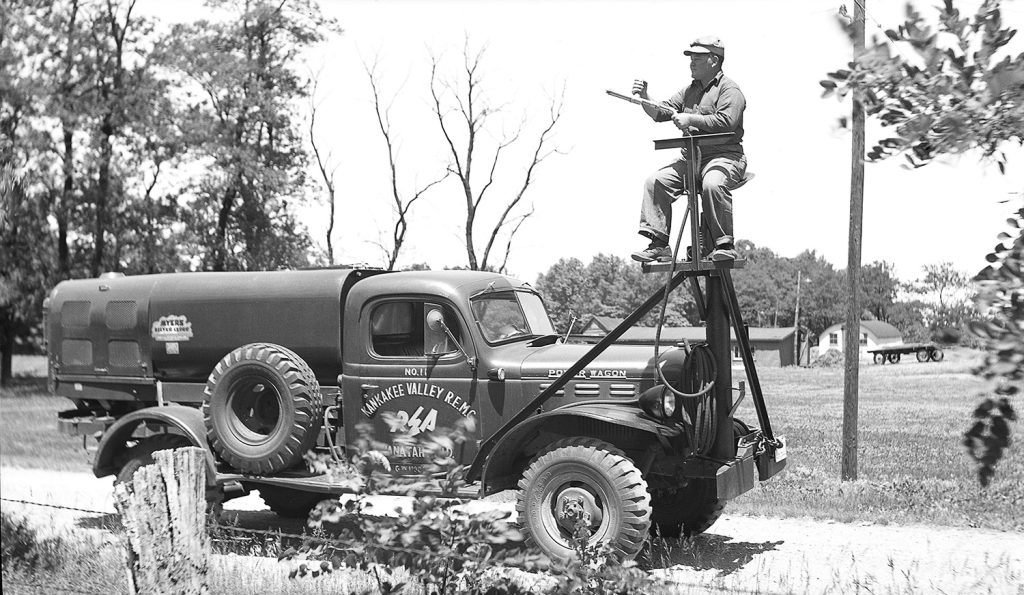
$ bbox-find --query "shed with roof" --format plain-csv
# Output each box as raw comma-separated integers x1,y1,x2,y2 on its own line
816,320,903,354
572,316,798,367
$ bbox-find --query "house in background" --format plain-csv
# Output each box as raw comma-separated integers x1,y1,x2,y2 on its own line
577,316,625,337
572,316,798,367
816,320,903,354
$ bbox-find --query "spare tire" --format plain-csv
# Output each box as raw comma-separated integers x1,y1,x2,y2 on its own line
203,343,322,474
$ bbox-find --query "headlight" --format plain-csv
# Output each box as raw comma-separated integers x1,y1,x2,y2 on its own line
661,390,677,419
640,385,674,419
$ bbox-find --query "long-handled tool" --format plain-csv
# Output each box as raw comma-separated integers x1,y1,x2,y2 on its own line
605,89,668,112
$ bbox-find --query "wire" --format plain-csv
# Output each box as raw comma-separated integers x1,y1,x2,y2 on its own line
1,497,112,516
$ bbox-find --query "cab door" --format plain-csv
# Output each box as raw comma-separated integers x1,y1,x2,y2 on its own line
341,298,479,476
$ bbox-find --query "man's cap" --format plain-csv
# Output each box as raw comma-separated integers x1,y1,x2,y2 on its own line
684,36,725,58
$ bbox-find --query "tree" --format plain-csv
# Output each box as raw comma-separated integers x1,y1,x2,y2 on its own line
364,56,449,271
909,262,978,342
823,0,1023,483
308,68,339,265
162,0,337,271
429,39,564,272
534,253,696,335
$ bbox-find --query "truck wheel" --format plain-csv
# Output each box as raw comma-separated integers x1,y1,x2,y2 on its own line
916,349,929,362
515,437,651,562
873,353,884,365
929,349,944,362
204,343,322,474
888,353,901,364
649,480,725,539
258,486,325,519
115,434,192,485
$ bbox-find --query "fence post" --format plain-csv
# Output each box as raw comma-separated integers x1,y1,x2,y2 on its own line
114,446,210,595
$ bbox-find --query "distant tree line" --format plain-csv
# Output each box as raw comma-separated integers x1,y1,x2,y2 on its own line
535,242,980,346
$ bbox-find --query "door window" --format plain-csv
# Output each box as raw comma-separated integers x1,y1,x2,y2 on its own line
369,301,461,358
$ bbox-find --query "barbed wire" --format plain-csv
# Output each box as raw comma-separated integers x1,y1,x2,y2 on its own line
0,497,112,516
2,494,781,593
2,495,511,567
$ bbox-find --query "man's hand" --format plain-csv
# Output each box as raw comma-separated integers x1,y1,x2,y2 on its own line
672,112,693,131
631,79,649,99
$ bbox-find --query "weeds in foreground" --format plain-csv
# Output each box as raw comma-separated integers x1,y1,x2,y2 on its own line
0,510,126,594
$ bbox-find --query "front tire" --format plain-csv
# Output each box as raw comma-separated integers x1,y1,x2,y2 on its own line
515,438,650,561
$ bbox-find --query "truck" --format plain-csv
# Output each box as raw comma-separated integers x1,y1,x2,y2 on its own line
45,265,785,560
44,136,785,562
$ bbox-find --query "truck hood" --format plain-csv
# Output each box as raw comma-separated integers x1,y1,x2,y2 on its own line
518,342,669,381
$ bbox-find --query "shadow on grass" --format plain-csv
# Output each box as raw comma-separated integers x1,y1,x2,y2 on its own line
0,377,49,395
643,532,784,576
75,512,122,532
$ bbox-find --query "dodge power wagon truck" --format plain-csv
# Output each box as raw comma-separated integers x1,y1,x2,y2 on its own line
45,266,786,560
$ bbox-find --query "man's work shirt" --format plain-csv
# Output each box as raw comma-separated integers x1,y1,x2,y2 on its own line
650,71,745,161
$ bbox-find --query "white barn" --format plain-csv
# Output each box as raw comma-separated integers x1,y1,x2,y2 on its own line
816,320,903,354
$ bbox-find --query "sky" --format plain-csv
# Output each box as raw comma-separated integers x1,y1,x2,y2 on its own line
142,0,1024,285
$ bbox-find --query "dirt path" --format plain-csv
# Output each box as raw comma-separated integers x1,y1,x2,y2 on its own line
2,467,1021,594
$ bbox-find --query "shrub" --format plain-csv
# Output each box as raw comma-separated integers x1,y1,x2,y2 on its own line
1,511,62,572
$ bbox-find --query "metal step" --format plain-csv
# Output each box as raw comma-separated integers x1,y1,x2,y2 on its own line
642,258,746,274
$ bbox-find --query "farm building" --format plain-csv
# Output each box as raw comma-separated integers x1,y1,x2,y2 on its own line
573,316,798,367
816,320,903,353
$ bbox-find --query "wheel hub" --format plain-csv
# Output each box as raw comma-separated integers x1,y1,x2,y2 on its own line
554,486,603,534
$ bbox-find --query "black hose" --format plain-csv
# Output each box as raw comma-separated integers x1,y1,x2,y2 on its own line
676,344,717,456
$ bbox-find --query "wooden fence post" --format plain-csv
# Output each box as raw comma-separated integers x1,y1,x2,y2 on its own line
114,446,210,595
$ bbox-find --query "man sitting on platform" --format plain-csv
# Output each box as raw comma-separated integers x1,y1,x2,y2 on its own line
630,36,747,264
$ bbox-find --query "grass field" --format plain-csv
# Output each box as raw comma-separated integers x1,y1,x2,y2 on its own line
2,351,1021,530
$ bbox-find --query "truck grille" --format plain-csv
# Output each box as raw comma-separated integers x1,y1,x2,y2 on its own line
609,383,638,397
539,383,565,397
572,383,601,397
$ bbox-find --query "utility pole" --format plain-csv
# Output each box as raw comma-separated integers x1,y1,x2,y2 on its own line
841,0,866,482
794,271,802,366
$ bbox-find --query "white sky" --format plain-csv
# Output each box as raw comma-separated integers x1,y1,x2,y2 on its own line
141,0,1024,284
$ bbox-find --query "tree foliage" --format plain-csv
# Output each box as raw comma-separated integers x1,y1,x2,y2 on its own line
162,0,336,271
0,0,338,383
823,0,1022,483
822,0,1023,170
535,254,696,334
533,243,907,342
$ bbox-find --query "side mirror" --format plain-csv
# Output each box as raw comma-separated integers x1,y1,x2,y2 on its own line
424,307,474,370
426,308,446,333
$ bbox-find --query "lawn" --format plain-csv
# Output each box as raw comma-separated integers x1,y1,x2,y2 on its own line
2,351,1021,530
728,348,1023,530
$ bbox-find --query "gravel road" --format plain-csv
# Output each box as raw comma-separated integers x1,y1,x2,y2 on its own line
2,466,1021,594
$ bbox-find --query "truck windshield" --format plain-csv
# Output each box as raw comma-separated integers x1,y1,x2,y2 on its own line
471,291,556,344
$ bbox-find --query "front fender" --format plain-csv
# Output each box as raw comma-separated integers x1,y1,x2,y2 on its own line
477,401,680,493
93,405,217,485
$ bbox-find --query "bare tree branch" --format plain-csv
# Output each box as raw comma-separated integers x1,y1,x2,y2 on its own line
429,39,565,271
308,66,338,264
371,54,449,270
480,85,565,271
498,205,534,275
